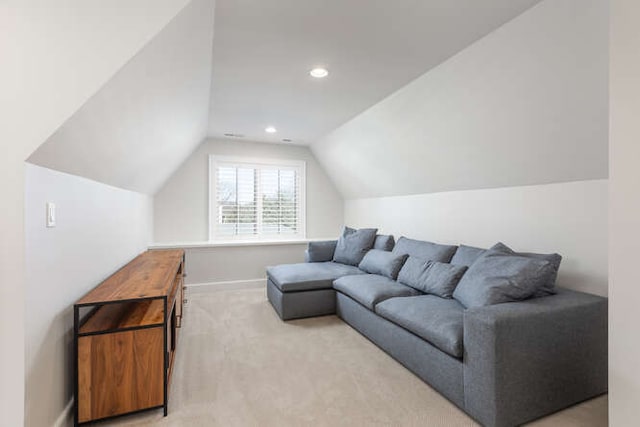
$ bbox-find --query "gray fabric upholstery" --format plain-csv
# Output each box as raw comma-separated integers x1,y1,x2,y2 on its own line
397,256,424,286
336,292,465,407
333,274,420,310
305,240,337,263
452,249,556,308
492,242,562,296
358,249,408,279
423,262,468,298
333,226,378,266
463,288,607,427
373,234,395,251
392,236,457,263
450,245,486,267
267,262,364,292
267,240,607,427
267,279,336,320
376,295,464,358
397,257,468,298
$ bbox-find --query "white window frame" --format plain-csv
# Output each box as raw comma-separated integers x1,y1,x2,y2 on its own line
209,155,306,241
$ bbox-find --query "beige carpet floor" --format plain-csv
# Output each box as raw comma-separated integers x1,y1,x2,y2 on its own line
99,287,607,427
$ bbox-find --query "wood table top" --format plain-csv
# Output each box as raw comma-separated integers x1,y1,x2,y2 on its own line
76,249,184,305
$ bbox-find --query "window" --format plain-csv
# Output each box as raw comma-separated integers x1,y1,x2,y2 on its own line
209,156,306,240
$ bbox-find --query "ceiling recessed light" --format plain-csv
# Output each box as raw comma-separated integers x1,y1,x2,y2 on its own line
265,126,277,133
310,68,329,78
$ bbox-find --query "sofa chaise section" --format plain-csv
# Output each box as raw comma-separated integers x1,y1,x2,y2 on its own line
267,261,363,292
267,234,394,320
266,261,364,320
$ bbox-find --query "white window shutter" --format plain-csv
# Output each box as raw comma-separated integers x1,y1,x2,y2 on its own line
210,157,305,239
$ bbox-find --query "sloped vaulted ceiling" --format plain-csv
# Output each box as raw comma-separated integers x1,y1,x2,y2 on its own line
27,0,215,195
312,0,609,199
27,0,604,201
207,0,543,144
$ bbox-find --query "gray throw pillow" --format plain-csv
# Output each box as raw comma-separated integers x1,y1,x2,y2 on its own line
373,234,395,251
452,248,556,308
305,240,338,263
450,245,487,267
491,242,562,296
392,236,457,263
397,256,468,298
333,226,378,266
358,249,408,279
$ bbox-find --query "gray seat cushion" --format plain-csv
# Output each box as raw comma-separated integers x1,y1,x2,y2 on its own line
392,236,457,263
375,295,465,358
267,262,364,292
333,274,420,310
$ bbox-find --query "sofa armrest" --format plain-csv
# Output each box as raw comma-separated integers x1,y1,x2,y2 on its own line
305,240,338,263
463,288,607,427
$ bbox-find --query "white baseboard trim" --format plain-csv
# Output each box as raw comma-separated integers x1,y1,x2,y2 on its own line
54,399,73,427
186,278,265,293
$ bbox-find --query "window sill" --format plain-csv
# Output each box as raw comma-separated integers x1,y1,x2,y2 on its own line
149,238,334,250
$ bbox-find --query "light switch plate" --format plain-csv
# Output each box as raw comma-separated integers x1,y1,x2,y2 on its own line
46,202,56,227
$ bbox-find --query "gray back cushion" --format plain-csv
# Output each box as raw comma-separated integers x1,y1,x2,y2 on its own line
450,245,487,267
333,227,378,266
373,234,395,251
397,256,468,298
305,240,338,263
358,249,408,280
492,242,562,295
452,247,556,308
392,237,457,263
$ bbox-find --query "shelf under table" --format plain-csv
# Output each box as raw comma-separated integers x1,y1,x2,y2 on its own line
79,299,165,335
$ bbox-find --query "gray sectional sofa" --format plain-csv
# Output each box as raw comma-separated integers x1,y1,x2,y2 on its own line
266,232,607,427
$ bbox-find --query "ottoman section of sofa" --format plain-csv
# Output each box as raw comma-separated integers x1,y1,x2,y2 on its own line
266,262,365,320
267,262,364,292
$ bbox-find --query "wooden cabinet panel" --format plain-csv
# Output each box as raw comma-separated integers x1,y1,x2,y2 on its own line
77,328,164,423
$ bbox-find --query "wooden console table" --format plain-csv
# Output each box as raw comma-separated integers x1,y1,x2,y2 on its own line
73,249,185,425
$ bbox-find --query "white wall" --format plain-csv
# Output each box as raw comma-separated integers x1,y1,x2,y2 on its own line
346,180,607,296
0,2,189,424
24,164,153,427
154,138,344,242
153,138,344,286
609,1,640,424
313,0,608,199
165,243,308,286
